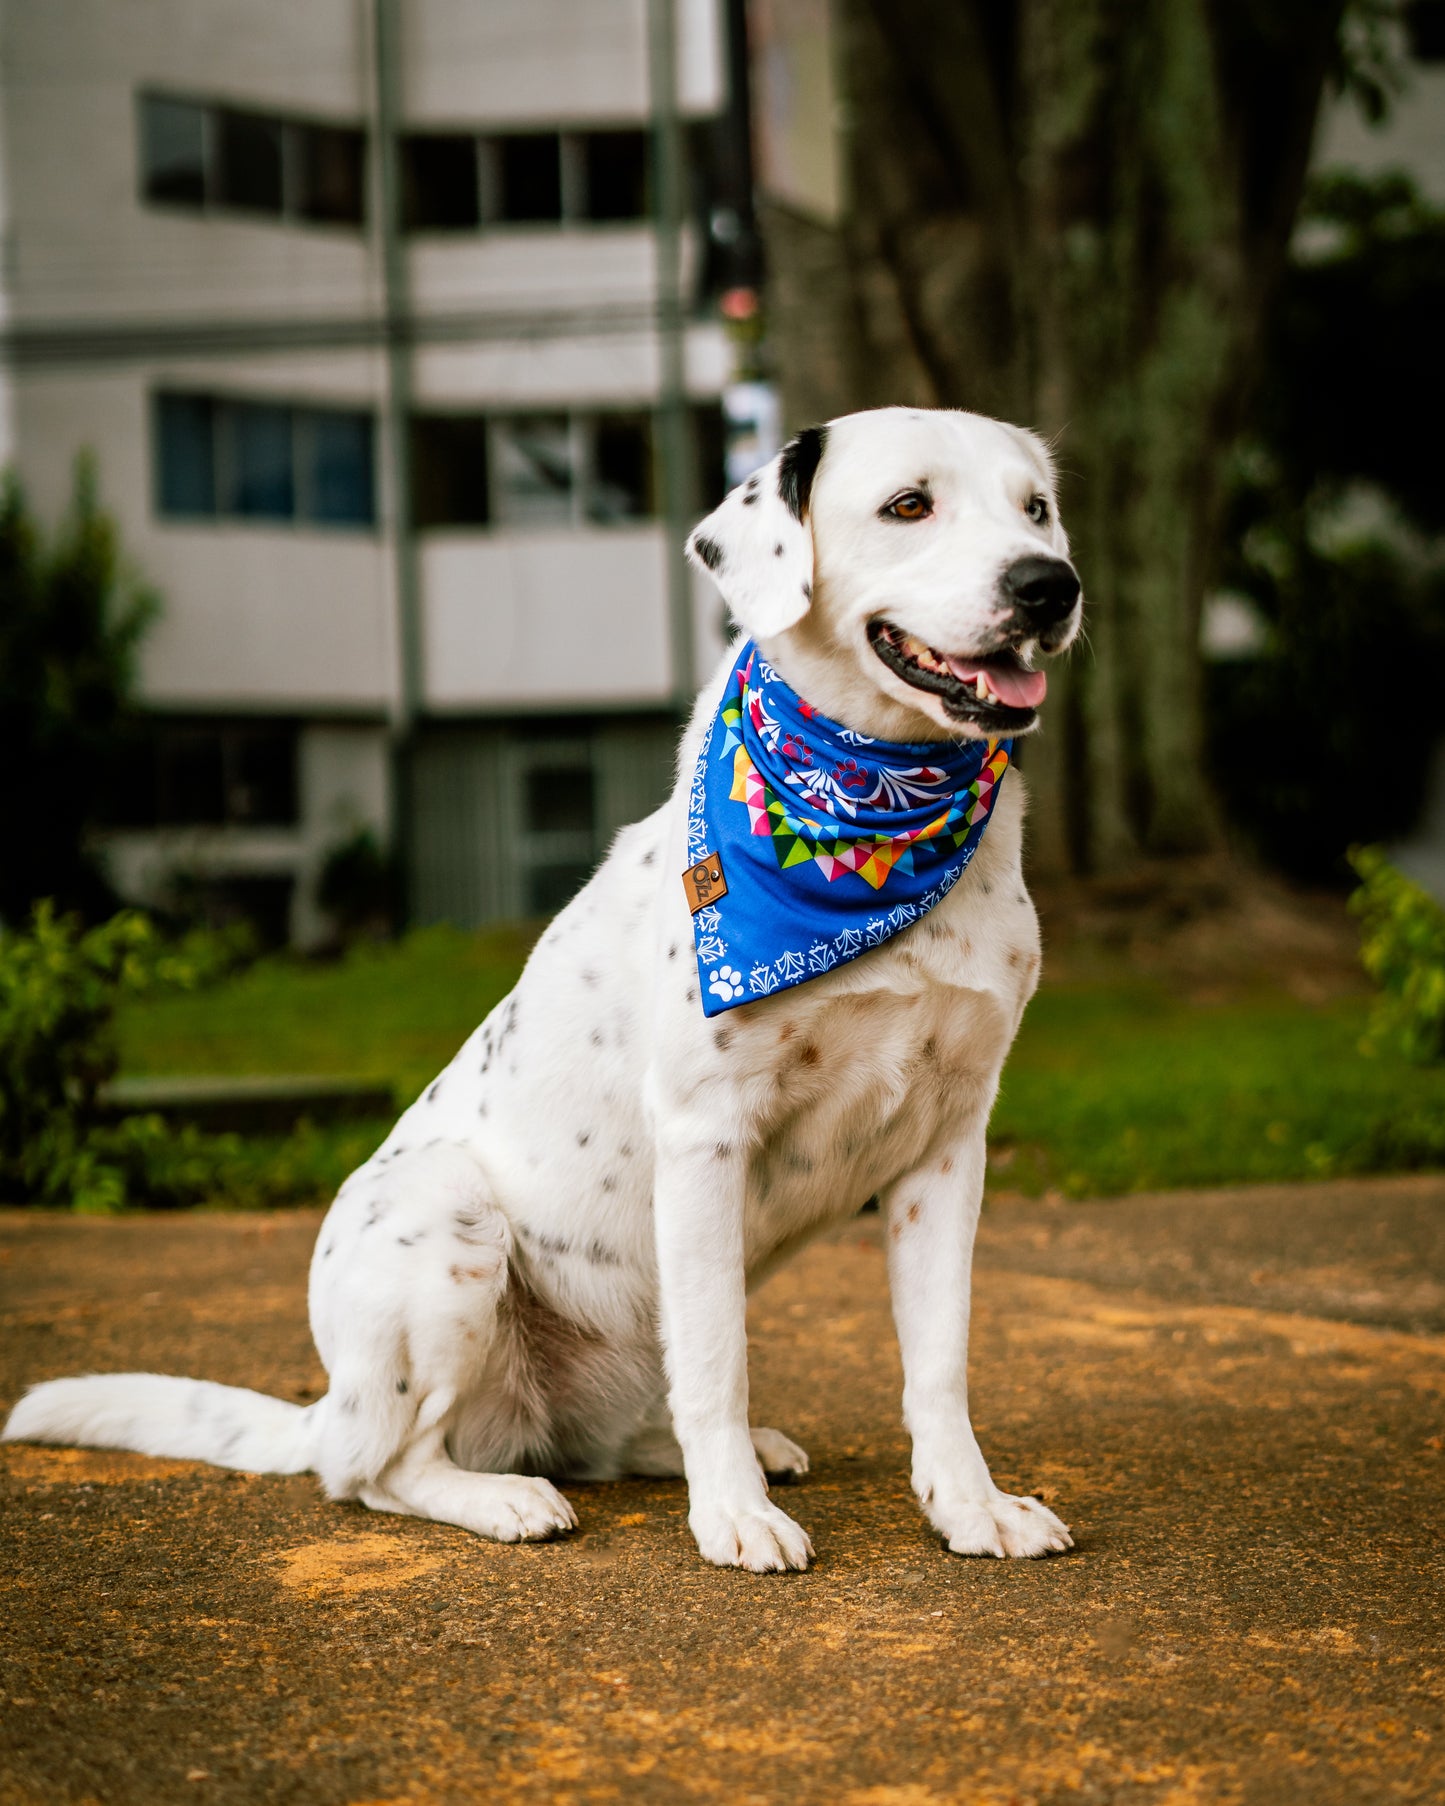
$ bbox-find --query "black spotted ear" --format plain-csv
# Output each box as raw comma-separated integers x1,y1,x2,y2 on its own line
685,427,827,640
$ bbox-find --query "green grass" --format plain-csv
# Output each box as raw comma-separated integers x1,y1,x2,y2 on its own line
117,922,540,1106
115,924,1445,1204
990,980,1445,1197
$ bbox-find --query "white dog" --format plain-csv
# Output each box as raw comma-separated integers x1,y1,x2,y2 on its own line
6,406,1082,1573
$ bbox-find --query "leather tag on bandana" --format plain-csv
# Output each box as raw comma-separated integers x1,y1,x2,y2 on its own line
682,852,728,913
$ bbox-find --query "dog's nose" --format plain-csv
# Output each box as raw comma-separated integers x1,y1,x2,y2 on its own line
1001,556,1080,629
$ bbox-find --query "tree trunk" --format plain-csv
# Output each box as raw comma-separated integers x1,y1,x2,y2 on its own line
756,0,1345,872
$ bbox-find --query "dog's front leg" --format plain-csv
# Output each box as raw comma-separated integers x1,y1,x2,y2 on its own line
883,1132,1073,1559
652,1110,814,1573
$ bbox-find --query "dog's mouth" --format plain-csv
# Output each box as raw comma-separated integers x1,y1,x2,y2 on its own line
867,620,1047,730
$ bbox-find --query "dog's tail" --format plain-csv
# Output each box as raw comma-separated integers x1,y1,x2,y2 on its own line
2,1374,317,1474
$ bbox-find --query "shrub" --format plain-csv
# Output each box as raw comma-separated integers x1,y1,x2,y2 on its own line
0,460,157,925
1348,846,1445,1065
317,827,402,941
0,903,250,1210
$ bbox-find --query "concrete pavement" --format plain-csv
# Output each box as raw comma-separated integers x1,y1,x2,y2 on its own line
2,1177,1443,1804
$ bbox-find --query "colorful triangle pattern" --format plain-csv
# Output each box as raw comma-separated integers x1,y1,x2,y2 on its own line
729,741,1009,891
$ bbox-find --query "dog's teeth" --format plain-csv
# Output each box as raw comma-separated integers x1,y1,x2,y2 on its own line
976,675,988,701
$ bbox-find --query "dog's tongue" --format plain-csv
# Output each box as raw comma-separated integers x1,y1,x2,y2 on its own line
944,655,1048,710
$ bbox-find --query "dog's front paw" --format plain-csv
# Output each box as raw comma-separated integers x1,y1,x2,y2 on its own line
486,1475,579,1542
751,1426,810,1482
690,1497,814,1572
922,1480,1073,1559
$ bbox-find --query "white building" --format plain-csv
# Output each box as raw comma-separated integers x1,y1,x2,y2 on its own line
0,0,742,941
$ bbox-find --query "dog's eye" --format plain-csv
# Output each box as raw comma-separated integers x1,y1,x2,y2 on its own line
1025,495,1050,526
882,490,932,522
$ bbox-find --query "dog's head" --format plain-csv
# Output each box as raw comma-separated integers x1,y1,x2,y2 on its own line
686,406,1082,740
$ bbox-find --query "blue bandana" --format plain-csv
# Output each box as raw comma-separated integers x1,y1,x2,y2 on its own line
685,641,1012,1016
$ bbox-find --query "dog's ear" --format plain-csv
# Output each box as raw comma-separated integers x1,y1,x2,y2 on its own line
686,426,827,640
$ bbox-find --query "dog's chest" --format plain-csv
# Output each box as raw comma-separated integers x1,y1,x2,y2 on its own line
728,922,1022,1254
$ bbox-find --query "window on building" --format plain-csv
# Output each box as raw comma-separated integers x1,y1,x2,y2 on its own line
514,743,597,916
155,393,217,516
138,94,365,227
101,719,300,830
224,400,295,519
215,108,284,215
692,401,728,512
497,133,563,223
141,96,207,207
400,125,651,231
590,412,653,522
409,410,659,529
582,130,649,221
155,392,375,529
525,764,595,837
402,134,480,230
302,409,376,525
492,415,576,526
411,416,489,527
294,122,366,225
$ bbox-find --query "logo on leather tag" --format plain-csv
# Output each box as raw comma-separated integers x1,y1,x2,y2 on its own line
682,852,728,913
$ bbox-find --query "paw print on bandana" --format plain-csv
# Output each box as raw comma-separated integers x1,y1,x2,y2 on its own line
708,964,745,1002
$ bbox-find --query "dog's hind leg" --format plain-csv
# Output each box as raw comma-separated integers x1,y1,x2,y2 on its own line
620,1400,810,1483
308,1141,576,1542
358,1423,576,1541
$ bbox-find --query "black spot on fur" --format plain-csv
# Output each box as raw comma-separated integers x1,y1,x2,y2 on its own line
493,998,520,1051
801,581,812,601
577,1130,591,1147
742,487,758,505
642,847,656,867
982,881,992,896
714,1025,733,1051
427,1080,442,1103
621,1141,634,1158
668,944,677,959
519,1224,570,1260
692,533,724,572
714,1141,733,1160
777,425,827,521
396,1378,409,1395
685,986,697,1004
601,1173,617,1192
774,543,784,557
322,1243,334,1259
590,1028,604,1047
342,1393,360,1416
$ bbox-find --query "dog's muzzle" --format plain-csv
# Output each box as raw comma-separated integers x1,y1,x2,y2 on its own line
1000,555,1080,644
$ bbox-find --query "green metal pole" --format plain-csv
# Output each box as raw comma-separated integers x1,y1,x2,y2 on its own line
648,0,697,715
372,0,423,923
